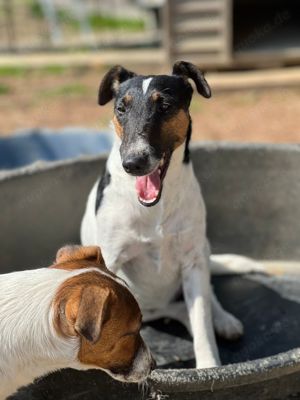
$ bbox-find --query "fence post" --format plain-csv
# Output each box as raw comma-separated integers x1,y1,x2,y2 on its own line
163,0,174,66
3,0,17,51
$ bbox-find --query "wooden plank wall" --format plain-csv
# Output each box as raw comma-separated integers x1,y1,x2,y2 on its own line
164,0,233,67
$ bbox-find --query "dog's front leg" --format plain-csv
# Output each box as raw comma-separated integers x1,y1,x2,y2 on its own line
182,262,220,368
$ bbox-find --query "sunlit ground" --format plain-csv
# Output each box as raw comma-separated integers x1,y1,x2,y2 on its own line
1,65,300,142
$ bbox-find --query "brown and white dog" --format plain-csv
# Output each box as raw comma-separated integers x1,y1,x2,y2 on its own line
0,245,154,399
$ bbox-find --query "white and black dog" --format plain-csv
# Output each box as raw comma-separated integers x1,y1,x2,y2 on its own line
81,61,262,368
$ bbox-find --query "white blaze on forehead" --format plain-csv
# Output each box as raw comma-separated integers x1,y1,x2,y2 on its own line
142,77,152,95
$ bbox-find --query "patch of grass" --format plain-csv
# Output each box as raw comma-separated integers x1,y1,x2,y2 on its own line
0,83,11,95
40,65,67,75
0,65,69,78
43,83,89,98
28,1,144,32
88,13,145,31
190,98,204,113
0,66,29,77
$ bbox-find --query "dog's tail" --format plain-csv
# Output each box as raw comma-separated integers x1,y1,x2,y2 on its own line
210,254,266,275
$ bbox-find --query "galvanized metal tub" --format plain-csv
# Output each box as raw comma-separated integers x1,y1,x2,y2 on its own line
2,142,300,400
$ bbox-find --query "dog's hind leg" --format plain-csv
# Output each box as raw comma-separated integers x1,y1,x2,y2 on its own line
209,253,263,340
210,254,265,275
211,288,244,340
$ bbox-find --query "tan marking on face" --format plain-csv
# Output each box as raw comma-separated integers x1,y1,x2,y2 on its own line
124,93,133,105
113,115,123,138
161,109,190,150
151,91,160,102
52,271,144,373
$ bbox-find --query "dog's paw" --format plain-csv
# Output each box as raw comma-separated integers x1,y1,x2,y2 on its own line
214,311,244,341
235,257,266,275
211,254,267,275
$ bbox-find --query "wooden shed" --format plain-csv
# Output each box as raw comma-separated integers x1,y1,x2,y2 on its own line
164,0,300,68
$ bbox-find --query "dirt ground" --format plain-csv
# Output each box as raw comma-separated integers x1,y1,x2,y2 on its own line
1,66,300,142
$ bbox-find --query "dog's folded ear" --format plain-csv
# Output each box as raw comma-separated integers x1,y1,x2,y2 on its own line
99,65,136,105
54,284,111,344
55,245,105,265
74,286,110,343
172,61,211,99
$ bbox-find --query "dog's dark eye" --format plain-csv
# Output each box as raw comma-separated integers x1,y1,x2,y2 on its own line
116,104,126,114
160,102,171,112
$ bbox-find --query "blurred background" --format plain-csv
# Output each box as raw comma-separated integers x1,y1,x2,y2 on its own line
0,0,299,162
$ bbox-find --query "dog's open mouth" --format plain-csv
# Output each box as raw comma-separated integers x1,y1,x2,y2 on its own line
135,153,171,207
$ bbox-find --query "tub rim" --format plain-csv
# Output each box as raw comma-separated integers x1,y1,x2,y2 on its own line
148,347,300,392
1,140,300,182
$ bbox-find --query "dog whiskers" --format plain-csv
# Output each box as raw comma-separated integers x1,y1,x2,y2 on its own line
138,378,149,398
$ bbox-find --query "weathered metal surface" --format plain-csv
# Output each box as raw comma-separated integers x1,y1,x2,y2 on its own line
2,142,300,399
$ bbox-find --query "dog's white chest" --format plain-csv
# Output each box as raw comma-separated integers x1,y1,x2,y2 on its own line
81,142,205,311
118,235,178,308
116,223,201,310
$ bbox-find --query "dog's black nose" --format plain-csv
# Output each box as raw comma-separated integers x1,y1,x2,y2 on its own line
122,154,149,175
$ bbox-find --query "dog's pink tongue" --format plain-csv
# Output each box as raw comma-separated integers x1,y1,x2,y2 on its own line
136,169,161,202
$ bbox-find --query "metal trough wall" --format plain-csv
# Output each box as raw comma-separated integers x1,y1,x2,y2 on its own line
1,142,300,399
1,142,300,269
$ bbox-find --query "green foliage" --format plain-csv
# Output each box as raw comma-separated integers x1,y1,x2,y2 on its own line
29,1,79,29
0,83,11,95
88,13,145,31
0,66,28,77
0,65,67,77
57,9,80,30
28,1,144,32
41,65,67,75
29,0,44,19
43,83,89,97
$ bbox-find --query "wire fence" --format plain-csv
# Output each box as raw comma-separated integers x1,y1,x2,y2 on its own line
0,0,162,53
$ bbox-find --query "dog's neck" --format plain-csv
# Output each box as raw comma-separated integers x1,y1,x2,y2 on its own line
0,268,80,398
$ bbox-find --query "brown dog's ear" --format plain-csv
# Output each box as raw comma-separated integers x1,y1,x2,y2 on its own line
56,245,104,265
74,286,110,343
98,65,136,105
172,61,211,99
54,283,111,343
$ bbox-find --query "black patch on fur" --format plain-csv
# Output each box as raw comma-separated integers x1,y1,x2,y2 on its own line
114,74,194,175
95,170,111,214
98,65,136,105
98,62,211,177
172,61,211,99
183,119,192,164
